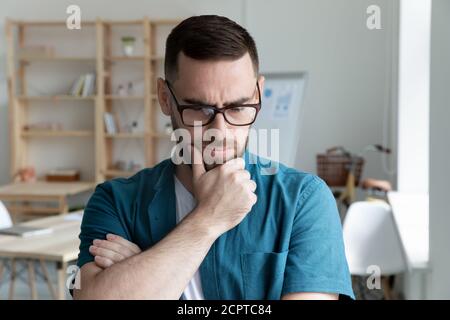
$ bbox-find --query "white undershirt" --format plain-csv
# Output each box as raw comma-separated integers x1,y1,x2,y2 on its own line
174,175,205,300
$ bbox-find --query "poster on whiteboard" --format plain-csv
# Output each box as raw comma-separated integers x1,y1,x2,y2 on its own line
248,72,308,168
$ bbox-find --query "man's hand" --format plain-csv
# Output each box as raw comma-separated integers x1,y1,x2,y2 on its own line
89,234,141,269
189,146,257,237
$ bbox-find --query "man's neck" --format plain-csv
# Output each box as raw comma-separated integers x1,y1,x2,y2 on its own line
175,164,195,194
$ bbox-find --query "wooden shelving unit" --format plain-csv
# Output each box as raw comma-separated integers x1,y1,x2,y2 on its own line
6,17,180,183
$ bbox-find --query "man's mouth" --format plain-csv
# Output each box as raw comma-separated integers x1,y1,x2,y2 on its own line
211,147,231,156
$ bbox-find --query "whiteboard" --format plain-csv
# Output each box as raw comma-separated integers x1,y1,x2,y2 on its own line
248,72,308,167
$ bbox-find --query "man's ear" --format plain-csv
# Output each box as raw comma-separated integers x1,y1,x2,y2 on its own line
258,75,265,94
157,78,172,116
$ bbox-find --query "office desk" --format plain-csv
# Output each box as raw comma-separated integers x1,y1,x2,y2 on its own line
0,181,93,221
388,191,429,299
0,212,82,299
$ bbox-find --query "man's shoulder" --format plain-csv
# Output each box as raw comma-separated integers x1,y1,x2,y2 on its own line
95,159,173,197
248,152,327,200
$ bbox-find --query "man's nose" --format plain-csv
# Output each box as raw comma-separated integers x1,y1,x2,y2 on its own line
208,112,228,132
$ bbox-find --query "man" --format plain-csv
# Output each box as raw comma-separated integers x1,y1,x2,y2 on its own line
73,15,354,300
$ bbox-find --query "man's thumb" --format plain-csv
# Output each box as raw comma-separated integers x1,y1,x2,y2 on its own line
191,145,205,181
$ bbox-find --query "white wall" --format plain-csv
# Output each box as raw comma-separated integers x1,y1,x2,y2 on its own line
429,0,450,299
246,0,398,185
0,0,398,187
397,0,431,193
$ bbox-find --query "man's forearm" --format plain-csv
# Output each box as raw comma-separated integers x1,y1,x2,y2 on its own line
75,208,217,299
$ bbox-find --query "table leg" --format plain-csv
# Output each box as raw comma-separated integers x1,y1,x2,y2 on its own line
382,276,393,300
0,260,4,281
56,261,68,300
40,259,56,299
8,258,16,300
59,197,69,214
0,260,4,299
27,260,38,300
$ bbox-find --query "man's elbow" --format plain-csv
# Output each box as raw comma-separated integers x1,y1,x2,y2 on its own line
72,262,107,300
72,283,100,300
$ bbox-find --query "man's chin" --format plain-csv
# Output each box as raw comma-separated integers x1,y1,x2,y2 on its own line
202,148,244,171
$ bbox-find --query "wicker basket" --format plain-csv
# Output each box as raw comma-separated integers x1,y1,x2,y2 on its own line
316,147,365,187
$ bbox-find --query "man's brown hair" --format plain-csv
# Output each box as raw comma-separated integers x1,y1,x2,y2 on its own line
164,15,259,81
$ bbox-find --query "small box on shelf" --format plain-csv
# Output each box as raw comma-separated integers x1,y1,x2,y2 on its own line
45,169,80,182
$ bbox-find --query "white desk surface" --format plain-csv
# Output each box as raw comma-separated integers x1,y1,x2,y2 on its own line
0,181,94,197
0,211,83,262
388,191,429,271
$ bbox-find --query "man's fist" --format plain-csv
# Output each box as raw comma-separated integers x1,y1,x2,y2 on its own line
89,234,141,268
190,146,257,236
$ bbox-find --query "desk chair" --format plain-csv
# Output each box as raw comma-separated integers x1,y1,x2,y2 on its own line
0,201,13,228
343,201,407,299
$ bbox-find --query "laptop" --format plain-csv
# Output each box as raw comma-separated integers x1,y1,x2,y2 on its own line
0,225,53,237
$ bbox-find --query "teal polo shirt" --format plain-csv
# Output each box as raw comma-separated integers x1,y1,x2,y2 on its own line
77,151,355,299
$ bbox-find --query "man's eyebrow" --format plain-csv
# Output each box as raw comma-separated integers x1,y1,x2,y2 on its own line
182,95,254,107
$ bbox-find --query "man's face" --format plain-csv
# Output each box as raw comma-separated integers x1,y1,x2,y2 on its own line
158,52,264,171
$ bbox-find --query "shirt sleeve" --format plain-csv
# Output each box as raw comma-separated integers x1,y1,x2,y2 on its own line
282,175,355,299
76,181,130,269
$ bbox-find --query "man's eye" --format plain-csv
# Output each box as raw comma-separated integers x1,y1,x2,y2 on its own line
200,108,214,116
229,107,245,113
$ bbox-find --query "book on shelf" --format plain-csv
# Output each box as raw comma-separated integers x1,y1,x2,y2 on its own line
104,112,118,134
45,169,80,182
70,75,85,96
82,73,96,97
69,73,96,97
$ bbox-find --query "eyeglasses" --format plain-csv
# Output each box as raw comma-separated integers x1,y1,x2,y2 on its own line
165,80,261,127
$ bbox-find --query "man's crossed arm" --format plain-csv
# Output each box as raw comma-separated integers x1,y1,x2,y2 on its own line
81,232,337,300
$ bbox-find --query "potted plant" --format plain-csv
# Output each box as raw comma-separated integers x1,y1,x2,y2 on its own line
121,36,136,56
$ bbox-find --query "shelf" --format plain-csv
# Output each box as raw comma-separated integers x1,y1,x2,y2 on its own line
103,169,137,177
16,95,152,101
21,130,94,137
151,19,182,26
104,132,170,139
152,132,172,139
103,20,145,26
102,19,180,26
19,56,96,62
17,95,96,101
105,133,145,138
10,20,96,27
104,56,163,61
105,95,145,100
106,56,145,61
104,95,158,100
9,19,178,27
